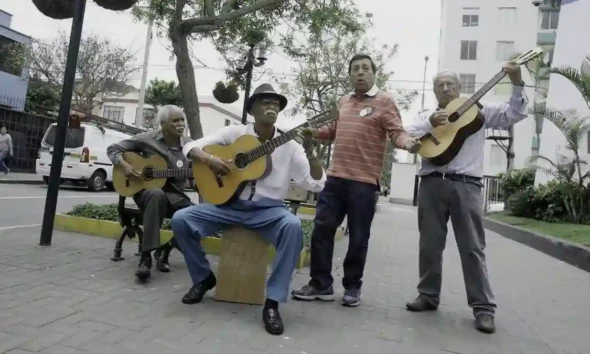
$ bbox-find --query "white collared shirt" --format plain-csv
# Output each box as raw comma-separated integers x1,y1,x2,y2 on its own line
404,85,529,177
183,124,326,201
363,85,379,97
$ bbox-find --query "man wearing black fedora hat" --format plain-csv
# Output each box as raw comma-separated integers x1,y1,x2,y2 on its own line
172,83,326,335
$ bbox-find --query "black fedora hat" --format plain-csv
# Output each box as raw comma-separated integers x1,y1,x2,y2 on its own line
245,83,288,115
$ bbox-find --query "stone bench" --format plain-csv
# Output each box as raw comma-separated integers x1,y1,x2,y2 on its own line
214,227,269,305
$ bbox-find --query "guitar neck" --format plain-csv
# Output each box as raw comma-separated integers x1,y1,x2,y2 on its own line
150,168,192,179
244,123,305,163
456,70,507,115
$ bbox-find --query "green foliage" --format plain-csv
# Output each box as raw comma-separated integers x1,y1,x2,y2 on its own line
25,77,61,117
67,203,315,247
498,168,535,197
32,0,75,20
145,78,183,110
508,180,589,224
0,41,27,77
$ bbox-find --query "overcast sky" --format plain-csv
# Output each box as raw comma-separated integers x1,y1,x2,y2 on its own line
0,0,440,153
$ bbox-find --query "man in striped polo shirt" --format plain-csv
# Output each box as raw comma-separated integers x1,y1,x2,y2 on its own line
292,54,421,307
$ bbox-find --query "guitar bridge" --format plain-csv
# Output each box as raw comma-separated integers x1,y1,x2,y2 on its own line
422,132,441,146
215,175,224,188
125,179,130,188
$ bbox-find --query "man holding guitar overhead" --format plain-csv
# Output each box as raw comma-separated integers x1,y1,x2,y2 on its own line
171,83,326,335
403,61,529,334
106,105,194,281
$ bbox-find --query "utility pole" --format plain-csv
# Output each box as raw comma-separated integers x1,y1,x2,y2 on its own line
413,55,429,166
135,15,154,128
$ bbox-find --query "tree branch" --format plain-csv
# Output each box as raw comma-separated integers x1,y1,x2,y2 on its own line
181,0,286,34
220,0,239,14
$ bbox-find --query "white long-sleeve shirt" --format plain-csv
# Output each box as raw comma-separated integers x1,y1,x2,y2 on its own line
183,124,326,202
404,85,529,178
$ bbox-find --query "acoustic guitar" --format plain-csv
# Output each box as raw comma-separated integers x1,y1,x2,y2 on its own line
112,151,192,197
417,47,543,166
193,109,337,205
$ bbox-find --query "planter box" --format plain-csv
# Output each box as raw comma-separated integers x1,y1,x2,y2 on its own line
483,217,590,273
54,214,344,270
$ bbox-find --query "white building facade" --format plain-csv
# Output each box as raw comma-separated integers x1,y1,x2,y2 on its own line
536,0,590,184
437,0,562,177
92,88,246,137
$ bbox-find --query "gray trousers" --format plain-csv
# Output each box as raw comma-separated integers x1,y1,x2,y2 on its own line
134,189,193,252
417,175,496,316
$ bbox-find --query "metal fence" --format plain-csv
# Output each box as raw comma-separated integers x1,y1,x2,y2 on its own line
0,107,56,172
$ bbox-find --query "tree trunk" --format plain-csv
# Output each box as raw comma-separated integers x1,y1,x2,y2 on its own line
170,31,203,139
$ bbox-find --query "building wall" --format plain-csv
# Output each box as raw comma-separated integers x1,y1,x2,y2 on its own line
93,89,246,137
437,0,554,176
0,11,32,110
536,0,590,185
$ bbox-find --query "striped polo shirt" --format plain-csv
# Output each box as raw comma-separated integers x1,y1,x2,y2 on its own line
316,85,410,185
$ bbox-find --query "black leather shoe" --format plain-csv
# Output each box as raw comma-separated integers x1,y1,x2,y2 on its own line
181,273,217,304
405,295,438,312
475,313,496,333
135,254,152,280
154,247,171,273
262,307,284,335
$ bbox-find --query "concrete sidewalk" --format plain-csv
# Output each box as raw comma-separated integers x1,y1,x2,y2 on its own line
0,204,589,353
0,172,43,184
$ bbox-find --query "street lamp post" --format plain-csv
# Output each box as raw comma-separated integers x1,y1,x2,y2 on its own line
39,0,87,246
240,43,268,124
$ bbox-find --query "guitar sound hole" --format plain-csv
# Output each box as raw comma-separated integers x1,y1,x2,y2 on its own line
448,112,460,123
234,153,248,169
143,168,153,181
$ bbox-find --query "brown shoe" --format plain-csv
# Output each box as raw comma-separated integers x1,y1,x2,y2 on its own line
405,295,438,312
475,313,495,333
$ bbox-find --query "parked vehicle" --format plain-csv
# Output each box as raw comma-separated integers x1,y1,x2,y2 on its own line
36,122,132,191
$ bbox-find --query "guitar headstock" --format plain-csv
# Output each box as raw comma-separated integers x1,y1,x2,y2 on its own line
513,47,544,65
305,108,338,130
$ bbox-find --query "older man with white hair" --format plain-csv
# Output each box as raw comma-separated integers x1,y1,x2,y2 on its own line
403,61,528,334
107,105,194,281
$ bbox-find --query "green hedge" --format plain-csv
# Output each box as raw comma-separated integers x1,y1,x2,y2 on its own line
67,203,315,248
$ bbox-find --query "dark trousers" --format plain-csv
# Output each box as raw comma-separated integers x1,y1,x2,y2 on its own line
133,189,193,253
309,176,377,290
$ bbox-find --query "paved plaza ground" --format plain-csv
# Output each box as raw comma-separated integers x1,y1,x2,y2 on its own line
0,203,589,353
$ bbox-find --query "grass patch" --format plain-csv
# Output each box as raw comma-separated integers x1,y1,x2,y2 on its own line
67,203,315,249
488,211,590,247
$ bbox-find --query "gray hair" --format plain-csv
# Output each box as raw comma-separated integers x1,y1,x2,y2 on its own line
433,70,461,87
157,105,185,124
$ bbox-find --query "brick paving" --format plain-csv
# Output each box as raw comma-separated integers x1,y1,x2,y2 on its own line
1,203,589,353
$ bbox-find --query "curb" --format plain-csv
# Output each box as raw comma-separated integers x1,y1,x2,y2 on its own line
483,217,590,273
0,179,44,185
53,213,345,269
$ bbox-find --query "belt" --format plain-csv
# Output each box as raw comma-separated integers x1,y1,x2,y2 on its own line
425,172,482,184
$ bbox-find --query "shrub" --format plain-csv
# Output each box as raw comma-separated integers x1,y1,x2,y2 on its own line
499,168,535,198
66,203,315,247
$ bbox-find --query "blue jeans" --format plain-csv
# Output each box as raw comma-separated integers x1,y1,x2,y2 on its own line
171,198,303,303
309,176,378,290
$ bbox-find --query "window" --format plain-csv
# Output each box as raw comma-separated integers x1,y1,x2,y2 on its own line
225,119,230,126
460,40,477,60
494,77,512,96
587,131,590,154
44,126,85,148
540,10,559,30
462,14,479,27
496,41,515,61
103,105,125,123
497,7,517,27
0,36,26,76
459,74,476,94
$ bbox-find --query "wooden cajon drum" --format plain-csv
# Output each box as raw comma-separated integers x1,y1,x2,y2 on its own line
214,227,269,305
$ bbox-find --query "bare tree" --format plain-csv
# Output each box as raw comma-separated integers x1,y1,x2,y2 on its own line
29,32,140,114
